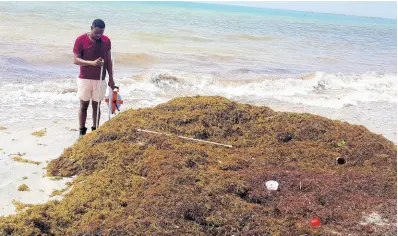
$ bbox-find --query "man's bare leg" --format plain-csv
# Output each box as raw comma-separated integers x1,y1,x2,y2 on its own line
79,100,90,136
92,100,101,130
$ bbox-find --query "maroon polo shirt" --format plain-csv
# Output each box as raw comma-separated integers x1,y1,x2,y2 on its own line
73,33,111,80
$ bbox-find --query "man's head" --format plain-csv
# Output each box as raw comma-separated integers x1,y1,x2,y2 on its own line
90,19,105,42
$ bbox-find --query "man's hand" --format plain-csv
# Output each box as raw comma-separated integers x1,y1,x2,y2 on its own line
108,79,115,89
91,57,104,67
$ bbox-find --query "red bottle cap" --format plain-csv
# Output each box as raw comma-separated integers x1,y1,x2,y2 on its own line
311,217,321,226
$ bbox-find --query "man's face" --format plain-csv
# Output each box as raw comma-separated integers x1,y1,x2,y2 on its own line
90,26,104,41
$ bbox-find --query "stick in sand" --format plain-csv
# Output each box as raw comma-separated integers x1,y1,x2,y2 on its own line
135,128,233,148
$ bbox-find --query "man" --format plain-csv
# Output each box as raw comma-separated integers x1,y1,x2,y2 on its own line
73,19,114,137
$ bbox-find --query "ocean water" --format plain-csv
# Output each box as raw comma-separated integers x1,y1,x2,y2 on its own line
0,2,396,141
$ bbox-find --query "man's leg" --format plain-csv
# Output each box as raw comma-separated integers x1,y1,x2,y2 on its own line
77,78,92,137
91,79,107,131
92,100,100,130
79,100,90,136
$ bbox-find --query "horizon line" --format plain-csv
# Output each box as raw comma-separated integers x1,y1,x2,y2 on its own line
197,1,397,20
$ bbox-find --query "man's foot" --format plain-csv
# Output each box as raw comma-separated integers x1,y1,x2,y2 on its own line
91,126,96,131
79,127,87,137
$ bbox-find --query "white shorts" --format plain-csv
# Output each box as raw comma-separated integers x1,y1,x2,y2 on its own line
76,78,107,102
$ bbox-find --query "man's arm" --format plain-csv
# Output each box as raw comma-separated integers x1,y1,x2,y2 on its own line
106,50,113,78
106,50,115,89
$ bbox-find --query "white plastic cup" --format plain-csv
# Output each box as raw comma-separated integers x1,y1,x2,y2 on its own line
265,180,279,191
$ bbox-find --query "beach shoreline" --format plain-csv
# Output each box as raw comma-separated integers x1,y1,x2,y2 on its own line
0,119,77,216
0,1,396,218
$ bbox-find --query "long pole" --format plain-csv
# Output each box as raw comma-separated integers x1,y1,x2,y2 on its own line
96,64,103,128
135,129,233,148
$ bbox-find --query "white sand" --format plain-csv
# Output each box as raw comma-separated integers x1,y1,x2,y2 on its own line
0,119,79,216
